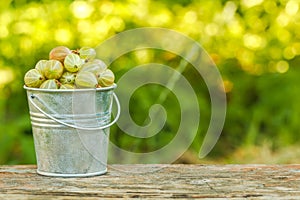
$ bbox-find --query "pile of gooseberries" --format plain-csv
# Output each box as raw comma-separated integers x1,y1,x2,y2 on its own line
24,46,115,89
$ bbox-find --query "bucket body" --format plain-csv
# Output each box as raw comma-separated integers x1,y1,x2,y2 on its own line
24,85,117,177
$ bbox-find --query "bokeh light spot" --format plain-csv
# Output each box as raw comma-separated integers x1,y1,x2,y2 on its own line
227,19,243,36
0,68,14,88
12,21,32,35
20,37,33,52
101,2,114,14
0,26,9,38
222,1,237,22
264,1,278,14
134,49,153,64
292,43,300,55
242,0,263,8
94,20,109,35
205,23,219,36
283,46,296,60
70,1,94,19
110,17,125,32
276,60,289,73
77,20,92,33
277,28,291,44
55,29,72,43
286,0,299,16
276,12,290,27
184,11,197,24
243,33,265,50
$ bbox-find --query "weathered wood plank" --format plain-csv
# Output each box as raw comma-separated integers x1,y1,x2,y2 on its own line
0,164,299,199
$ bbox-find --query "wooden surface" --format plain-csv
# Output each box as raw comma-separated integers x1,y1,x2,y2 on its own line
0,164,300,199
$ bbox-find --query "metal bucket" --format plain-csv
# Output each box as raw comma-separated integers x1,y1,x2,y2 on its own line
24,84,120,177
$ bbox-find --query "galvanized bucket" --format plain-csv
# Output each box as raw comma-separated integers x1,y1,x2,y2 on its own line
24,84,120,177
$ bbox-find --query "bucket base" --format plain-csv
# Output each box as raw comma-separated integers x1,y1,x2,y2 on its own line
36,168,107,177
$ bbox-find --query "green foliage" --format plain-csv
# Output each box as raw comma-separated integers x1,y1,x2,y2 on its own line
1,0,300,164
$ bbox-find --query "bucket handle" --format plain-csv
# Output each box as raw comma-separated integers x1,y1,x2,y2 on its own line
29,93,120,131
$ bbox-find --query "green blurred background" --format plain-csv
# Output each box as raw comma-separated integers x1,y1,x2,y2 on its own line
1,0,300,164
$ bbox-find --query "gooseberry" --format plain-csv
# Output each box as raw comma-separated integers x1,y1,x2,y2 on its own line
49,46,71,63
79,47,96,61
75,71,99,88
24,69,45,88
44,60,64,79
64,53,84,72
97,69,115,87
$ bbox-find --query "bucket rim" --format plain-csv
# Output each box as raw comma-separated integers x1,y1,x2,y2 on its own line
24,83,117,92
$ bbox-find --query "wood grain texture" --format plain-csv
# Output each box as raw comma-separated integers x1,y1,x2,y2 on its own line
0,164,300,199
